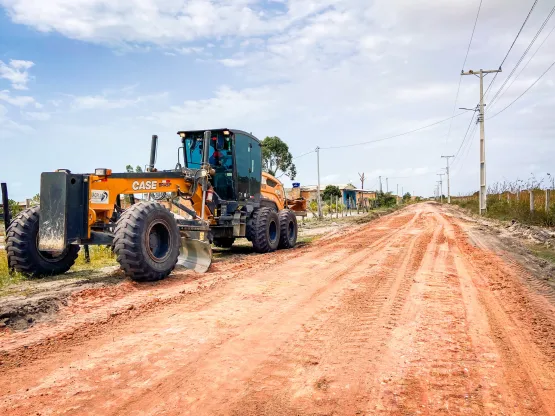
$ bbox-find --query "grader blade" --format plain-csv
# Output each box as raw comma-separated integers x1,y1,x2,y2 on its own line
178,237,213,273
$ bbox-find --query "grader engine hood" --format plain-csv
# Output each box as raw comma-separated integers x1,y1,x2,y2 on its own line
38,172,89,252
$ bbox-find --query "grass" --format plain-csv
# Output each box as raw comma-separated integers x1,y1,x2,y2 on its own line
0,246,118,290
453,198,555,227
530,245,555,264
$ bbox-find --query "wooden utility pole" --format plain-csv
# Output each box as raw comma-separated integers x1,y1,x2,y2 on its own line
358,172,365,190
462,68,502,215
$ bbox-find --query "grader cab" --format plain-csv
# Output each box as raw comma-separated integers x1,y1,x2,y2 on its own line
3,129,306,282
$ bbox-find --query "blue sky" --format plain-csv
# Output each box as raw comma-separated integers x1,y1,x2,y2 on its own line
1,0,554,201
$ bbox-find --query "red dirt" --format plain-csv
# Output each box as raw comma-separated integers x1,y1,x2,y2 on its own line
1,203,554,415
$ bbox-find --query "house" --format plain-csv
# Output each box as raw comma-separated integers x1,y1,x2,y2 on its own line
286,184,377,209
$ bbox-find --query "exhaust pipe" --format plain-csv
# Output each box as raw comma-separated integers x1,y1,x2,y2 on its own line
148,134,158,172
200,130,211,220
1,182,11,230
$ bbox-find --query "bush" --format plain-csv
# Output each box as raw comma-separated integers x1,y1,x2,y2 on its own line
375,191,397,208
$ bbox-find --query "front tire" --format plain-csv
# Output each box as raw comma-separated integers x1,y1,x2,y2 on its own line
5,207,80,277
250,207,280,253
113,201,180,282
278,209,298,249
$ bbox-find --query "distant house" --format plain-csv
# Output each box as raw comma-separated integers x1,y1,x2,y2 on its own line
287,184,376,208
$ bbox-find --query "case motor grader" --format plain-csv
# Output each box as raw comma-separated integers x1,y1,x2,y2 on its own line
4,129,306,281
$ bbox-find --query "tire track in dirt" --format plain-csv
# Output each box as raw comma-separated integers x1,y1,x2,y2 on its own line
0,210,419,415
221,212,433,415
444,215,555,414
0,212,414,370
106,212,423,416
2,204,554,416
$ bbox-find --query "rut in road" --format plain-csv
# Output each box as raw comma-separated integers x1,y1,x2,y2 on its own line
0,204,554,416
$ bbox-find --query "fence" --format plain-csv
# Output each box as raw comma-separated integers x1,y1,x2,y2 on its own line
452,188,555,226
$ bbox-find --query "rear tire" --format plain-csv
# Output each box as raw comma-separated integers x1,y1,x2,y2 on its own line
250,207,280,253
113,201,180,282
213,237,235,249
278,209,298,249
5,206,80,277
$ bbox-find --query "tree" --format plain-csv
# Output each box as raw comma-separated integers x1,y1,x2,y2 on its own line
8,199,23,216
375,191,396,208
126,165,143,173
31,193,40,205
261,136,296,180
322,185,341,202
403,192,412,202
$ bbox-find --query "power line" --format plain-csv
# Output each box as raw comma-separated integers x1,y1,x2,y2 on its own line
452,122,479,176
488,21,555,111
445,0,483,144
319,112,466,150
488,58,555,120
453,111,477,161
292,150,315,160
488,4,555,106
500,0,539,68
484,0,541,97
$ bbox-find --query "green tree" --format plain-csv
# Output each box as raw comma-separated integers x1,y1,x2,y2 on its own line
403,192,412,202
261,136,296,180
375,191,396,208
31,193,40,205
8,199,23,216
126,165,143,173
322,185,341,202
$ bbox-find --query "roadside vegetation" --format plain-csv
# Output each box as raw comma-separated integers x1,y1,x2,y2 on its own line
452,179,555,227
0,246,117,291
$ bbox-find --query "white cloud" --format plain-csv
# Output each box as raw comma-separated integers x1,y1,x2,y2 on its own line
0,89,39,107
22,111,51,121
1,0,554,198
0,103,34,137
175,47,204,55
219,58,247,67
0,59,34,90
395,85,453,102
0,0,334,46
71,90,168,110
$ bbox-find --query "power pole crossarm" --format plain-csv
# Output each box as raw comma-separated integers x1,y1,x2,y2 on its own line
461,68,502,215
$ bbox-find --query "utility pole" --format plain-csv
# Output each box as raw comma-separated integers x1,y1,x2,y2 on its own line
316,146,322,219
437,174,444,203
462,68,502,215
379,176,382,193
441,155,455,204
359,172,365,190
386,177,389,193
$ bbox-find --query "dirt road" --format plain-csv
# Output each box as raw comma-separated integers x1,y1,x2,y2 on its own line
1,203,555,415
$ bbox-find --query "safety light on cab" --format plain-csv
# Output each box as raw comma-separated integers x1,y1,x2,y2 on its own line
94,168,112,176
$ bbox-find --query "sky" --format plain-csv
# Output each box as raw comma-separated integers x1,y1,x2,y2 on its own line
0,0,554,201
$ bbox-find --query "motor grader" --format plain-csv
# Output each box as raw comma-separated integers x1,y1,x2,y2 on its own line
3,129,306,281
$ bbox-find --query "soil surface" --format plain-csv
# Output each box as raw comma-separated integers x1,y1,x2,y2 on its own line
1,203,555,415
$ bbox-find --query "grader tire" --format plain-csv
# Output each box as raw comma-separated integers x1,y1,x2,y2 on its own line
5,206,80,277
278,209,298,249
113,201,180,282
250,207,280,253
